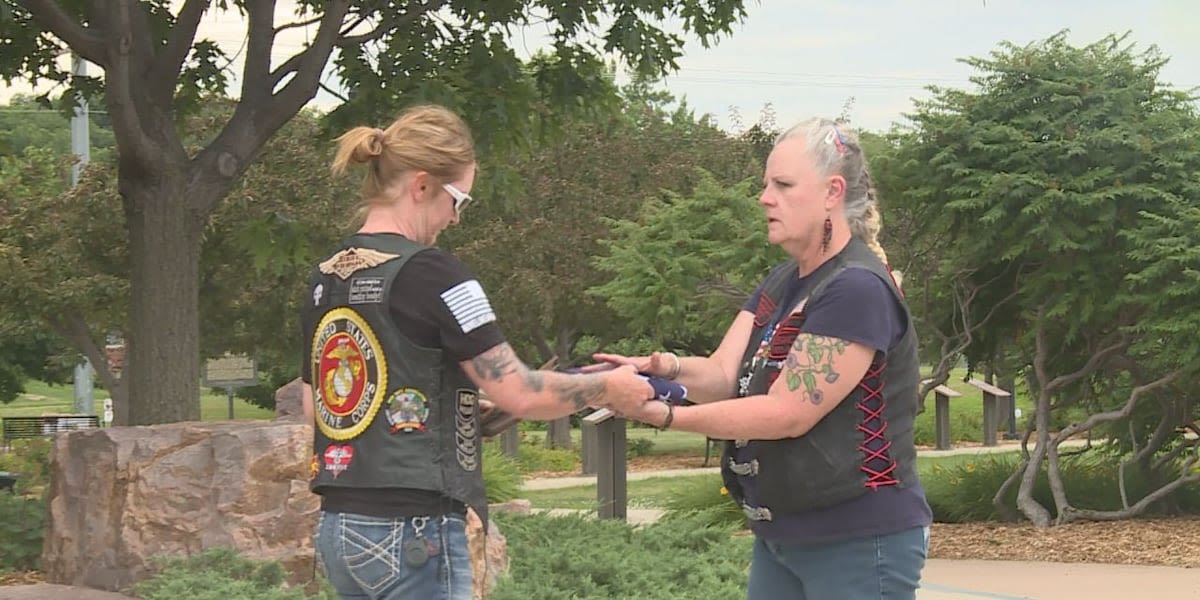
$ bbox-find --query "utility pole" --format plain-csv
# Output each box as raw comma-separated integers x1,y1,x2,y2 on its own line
70,54,94,416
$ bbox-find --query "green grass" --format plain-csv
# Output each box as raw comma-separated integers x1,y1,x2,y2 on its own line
1,380,274,421
520,452,1012,510
519,426,710,456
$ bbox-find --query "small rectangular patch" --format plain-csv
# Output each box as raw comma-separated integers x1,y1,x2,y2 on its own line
440,280,496,334
348,277,385,304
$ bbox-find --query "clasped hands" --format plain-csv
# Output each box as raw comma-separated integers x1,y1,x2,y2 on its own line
580,351,682,429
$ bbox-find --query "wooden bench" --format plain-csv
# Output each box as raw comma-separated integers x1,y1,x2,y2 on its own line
2,414,100,450
931,384,963,450
965,379,1012,447
582,408,627,520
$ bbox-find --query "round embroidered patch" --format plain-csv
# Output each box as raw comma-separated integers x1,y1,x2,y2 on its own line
311,307,388,440
385,387,430,433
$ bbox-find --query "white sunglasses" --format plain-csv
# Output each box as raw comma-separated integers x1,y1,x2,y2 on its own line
442,183,473,214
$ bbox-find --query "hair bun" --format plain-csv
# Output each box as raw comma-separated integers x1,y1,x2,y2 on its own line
366,128,386,157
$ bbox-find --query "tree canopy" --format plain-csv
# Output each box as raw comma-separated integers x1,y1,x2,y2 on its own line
875,31,1200,525
0,0,750,423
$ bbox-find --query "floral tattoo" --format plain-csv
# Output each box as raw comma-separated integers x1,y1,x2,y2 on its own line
784,335,846,404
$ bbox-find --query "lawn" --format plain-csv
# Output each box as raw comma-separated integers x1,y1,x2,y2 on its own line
519,452,1011,510
519,426,710,456
1,380,274,422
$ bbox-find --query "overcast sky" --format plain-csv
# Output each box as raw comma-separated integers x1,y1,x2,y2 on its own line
2,1,1195,134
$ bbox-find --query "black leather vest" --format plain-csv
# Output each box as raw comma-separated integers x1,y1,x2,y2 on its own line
722,238,920,518
303,234,487,523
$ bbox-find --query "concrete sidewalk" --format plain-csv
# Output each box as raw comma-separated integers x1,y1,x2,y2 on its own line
918,559,1199,599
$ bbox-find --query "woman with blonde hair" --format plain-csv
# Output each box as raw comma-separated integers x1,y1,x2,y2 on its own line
300,104,652,599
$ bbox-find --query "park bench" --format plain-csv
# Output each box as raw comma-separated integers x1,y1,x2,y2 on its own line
927,378,1014,449
1,414,100,450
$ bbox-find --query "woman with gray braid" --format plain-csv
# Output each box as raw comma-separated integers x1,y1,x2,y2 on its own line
595,119,930,599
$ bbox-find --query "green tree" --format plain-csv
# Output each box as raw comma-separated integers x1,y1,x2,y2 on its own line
449,80,759,368
0,94,115,158
593,171,785,355
0,147,128,407
0,0,749,424
887,31,1200,526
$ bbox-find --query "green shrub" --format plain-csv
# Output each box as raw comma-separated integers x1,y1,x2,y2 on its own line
0,492,44,572
483,445,522,503
491,512,751,600
922,453,1200,523
626,437,655,459
0,437,52,495
515,435,579,473
134,547,334,600
658,473,745,530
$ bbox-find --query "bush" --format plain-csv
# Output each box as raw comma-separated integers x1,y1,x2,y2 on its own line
0,437,52,495
0,438,51,573
626,437,655,459
0,492,44,572
483,445,522,503
515,435,579,473
490,512,752,600
922,453,1200,523
134,547,334,600
658,473,746,530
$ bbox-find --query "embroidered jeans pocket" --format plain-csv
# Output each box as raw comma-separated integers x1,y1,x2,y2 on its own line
341,516,403,594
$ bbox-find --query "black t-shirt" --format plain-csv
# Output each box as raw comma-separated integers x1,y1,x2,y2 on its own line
301,247,506,383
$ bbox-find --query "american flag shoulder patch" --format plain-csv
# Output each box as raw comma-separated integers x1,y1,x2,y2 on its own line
440,280,497,334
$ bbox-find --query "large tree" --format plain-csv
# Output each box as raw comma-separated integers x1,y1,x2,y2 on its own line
0,0,748,424
886,31,1200,526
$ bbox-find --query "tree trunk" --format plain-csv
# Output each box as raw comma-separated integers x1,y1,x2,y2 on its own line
1016,390,1053,527
120,175,205,424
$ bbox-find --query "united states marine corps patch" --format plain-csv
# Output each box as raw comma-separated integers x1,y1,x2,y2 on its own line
312,307,388,440
318,247,401,279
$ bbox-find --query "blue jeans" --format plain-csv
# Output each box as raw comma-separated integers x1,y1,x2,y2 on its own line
315,511,472,600
747,526,929,600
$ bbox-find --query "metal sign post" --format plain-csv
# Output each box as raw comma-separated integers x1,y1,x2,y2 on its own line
202,354,258,419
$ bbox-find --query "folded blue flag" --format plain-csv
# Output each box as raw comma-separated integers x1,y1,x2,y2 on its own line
640,375,689,404
565,367,690,404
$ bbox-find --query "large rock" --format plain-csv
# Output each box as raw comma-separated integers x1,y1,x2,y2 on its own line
273,378,306,421
468,508,509,600
42,420,510,597
42,421,319,591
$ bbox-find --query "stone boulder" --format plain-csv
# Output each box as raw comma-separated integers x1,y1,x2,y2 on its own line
273,377,306,421
42,421,319,591
42,420,510,597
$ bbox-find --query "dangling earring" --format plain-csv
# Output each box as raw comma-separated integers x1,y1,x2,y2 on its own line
821,214,833,254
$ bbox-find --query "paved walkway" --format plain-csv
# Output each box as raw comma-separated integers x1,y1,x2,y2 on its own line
919,559,1199,599
0,584,133,599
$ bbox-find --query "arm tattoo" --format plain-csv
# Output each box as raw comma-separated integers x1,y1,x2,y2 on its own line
550,375,606,411
524,370,545,393
784,335,846,405
471,344,596,409
471,344,522,381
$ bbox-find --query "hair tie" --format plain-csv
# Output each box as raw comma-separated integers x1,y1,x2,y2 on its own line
825,126,848,155
367,128,386,157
